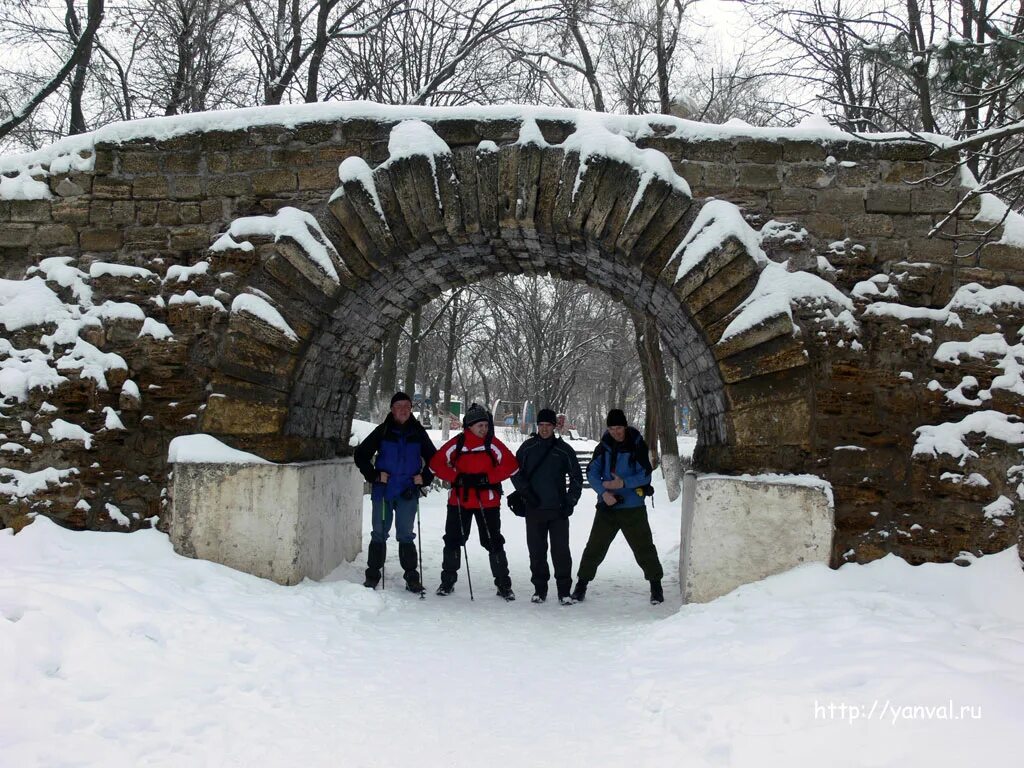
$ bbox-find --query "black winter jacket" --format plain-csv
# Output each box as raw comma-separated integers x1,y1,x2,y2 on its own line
512,434,583,518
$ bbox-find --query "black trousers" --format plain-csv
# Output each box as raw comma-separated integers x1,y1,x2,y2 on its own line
441,504,510,589
525,516,572,598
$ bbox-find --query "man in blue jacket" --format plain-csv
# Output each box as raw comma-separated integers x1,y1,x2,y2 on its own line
571,409,664,605
354,392,436,593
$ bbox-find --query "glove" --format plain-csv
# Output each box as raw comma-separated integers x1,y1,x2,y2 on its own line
454,472,489,489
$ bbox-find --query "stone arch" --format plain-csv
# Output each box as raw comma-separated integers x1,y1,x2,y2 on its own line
203,119,821,474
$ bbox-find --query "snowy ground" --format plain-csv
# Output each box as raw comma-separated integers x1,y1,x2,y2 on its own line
2,471,1022,768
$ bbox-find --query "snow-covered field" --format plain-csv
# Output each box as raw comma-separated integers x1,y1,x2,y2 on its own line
2,470,1022,768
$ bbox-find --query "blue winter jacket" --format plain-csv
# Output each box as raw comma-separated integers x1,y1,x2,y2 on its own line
586,427,653,509
354,415,436,502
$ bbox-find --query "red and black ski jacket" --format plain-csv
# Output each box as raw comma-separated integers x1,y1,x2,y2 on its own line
429,430,519,509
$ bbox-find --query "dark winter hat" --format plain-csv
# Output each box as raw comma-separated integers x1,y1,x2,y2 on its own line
606,409,628,427
390,391,412,406
537,408,557,425
463,402,489,428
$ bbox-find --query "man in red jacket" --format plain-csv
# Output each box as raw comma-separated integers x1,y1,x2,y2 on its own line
429,403,519,600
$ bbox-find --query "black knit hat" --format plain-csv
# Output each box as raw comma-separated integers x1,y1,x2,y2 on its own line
390,391,412,406
606,408,627,427
537,408,557,425
463,402,489,428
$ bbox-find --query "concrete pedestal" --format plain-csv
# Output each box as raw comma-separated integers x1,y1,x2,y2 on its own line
169,458,363,585
679,471,834,603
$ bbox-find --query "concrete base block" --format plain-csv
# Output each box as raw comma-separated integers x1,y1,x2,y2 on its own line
169,458,362,585
679,471,834,603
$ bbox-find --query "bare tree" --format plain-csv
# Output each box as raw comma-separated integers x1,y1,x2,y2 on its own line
0,0,105,142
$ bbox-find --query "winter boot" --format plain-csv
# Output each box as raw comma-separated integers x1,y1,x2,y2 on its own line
570,579,588,602
488,547,511,587
556,578,572,602
363,541,385,588
558,595,576,606
530,591,547,604
649,579,664,605
399,542,423,594
436,546,460,595
496,585,516,601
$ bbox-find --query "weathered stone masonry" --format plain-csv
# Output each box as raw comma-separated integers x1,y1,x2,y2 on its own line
1,106,1021,567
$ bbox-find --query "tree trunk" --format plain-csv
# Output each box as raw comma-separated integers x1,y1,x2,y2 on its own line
403,308,422,395
441,293,460,442
379,325,401,410
632,312,681,500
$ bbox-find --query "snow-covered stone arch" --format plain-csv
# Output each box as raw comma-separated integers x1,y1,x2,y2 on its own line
204,118,843,476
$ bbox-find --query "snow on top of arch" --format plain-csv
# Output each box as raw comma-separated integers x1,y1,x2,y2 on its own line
560,115,691,204
671,200,768,283
720,261,856,343
336,156,384,219
231,293,299,342
384,119,451,162
211,206,340,284
381,120,451,207
516,118,548,147
0,101,878,179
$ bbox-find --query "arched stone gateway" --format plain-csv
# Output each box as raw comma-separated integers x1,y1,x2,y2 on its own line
1,104,1022,577
207,118,823,478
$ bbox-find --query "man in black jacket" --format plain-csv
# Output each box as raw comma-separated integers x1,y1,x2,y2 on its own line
512,408,584,604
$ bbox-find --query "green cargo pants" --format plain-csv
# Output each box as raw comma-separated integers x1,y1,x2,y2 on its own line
576,504,664,581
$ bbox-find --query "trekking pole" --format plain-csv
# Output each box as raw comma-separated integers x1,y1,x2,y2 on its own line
416,491,426,600
455,494,474,601
381,500,387,590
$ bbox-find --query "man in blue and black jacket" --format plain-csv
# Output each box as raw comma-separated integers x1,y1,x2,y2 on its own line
354,392,436,593
571,409,664,605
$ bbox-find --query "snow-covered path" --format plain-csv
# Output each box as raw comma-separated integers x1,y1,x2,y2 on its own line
2,477,1023,768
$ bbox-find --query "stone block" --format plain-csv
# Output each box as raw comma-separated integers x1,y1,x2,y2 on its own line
734,140,783,164
817,188,865,215
80,227,123,251
171,175,205,200
297,165,340,190
169,225,211,251
911,188,958,214
881,160,926,183
0,224,35,248
164,152,203,174
170,458,363,585
781,140,829,162
700,162,736,189
119,151,160,174
10,200,51,223
785,164,834,188
35,224,76,247
51,198,89,225
835,161,878,186
736,163,781,190
679,472,834,602
133,175,170,199
865,187,911,213
208,175,252,197
92,178,132,199
978,243,1024,272
847,214,895,237
253,169,297,195
767,188,816,214
230,149,270,171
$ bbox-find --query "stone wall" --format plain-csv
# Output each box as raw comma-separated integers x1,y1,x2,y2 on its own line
1,107,1021,567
